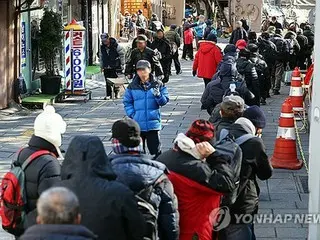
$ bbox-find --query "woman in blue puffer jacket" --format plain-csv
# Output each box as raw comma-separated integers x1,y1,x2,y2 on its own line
123,60,169,158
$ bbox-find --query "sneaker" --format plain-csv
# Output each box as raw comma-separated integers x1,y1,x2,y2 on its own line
261,99,267,105
104,96,111,100
273,90,280,95
176,70,182,75
266,93,271,98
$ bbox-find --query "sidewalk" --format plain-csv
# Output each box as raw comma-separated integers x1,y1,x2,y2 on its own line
0,60,309,239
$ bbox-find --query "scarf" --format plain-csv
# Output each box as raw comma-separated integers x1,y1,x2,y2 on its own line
112,138,143,154
174,133,203,160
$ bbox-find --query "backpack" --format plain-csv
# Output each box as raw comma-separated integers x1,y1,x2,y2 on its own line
136,15,146,28
214,129,254,205
135,175,166,240
0,150,54,235
285,39,295,55
259,40,277,63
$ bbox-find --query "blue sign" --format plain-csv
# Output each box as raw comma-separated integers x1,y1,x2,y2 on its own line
21,22,26,68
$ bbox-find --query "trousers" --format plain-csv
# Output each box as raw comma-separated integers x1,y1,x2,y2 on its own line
141,130,161,158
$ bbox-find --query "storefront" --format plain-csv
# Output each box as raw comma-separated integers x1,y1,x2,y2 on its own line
18,0,66,93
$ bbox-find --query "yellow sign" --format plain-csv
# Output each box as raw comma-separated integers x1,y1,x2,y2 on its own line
64,19,86,31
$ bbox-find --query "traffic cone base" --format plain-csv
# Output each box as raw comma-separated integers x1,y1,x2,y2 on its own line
270,156,303,170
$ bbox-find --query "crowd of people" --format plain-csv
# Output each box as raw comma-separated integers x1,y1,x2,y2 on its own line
0,11,315,240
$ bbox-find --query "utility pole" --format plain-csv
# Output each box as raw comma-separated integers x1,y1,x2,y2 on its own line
308,1,320,239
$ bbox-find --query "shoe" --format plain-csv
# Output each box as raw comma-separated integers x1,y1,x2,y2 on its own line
176,70,182,75
266,93,271,98
273,90,280,95
181,58,187,61
104,96,111,100
261,99,267,105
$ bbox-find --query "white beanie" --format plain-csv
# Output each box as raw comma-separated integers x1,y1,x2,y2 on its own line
34,105,67,149
235,117,256,135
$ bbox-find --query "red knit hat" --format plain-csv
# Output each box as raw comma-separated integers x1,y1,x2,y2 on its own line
186,120,215,144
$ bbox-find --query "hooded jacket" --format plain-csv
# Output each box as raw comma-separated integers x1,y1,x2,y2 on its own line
236,57,260,106
193,41,223,79
60,136,146,240
123,74,169,132
125,47,163,77
110,154,179,240
99,37,125,69
227,123,272,221
16,135,61,231
157,134,235,240
20,224,97,240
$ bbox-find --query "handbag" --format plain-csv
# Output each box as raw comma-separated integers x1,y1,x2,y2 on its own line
282,64,293,85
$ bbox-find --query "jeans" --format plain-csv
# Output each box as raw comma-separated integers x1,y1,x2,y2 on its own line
219,223,256,240
141,130,161,158
271,60,284,91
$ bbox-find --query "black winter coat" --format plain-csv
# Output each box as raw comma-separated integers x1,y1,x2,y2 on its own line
270,34,289,62
269,21,283,30
99,37,125,69
60,136,146,240
296,34,309,56
151,37,172,60
20,224,97,240
257,38,277,64
303,29,314,54
157,148,235,194
227,124,272,221
229,28,248,44
17,135,61,230
125,47,163,76
110,154,179,240
236,57,260,106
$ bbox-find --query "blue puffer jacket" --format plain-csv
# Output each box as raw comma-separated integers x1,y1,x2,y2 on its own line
110,154,179,240
194,22,206,38
123,75,169,131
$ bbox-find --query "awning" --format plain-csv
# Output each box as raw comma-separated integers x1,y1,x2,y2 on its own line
296,0,315,6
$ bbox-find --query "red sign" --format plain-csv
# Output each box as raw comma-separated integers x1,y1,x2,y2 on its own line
73,32,83,49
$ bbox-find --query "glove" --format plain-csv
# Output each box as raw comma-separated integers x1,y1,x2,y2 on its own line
157,75,164,81
125,74,133,80
153,87,160,97
192,70,197,77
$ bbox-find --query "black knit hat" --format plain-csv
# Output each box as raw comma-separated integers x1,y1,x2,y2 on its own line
224,44,237,54
206,33,217,43
243,106,266,129
112,118,141,147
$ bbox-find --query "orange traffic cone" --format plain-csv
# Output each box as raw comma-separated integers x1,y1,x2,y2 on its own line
270,98,303,170
289,67,304,112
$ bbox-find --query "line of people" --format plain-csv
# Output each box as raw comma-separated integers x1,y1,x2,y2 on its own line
2,103,271,240
99,24,182,99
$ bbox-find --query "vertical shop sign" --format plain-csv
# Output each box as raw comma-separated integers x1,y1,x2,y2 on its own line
21,22,26,68
64,20,86,91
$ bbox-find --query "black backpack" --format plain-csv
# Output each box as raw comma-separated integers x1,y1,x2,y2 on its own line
215,129,254,205
135,175,166,240
259,40,277,63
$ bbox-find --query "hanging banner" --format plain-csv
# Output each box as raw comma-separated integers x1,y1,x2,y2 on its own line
21,22,26,68
64,19,86,91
